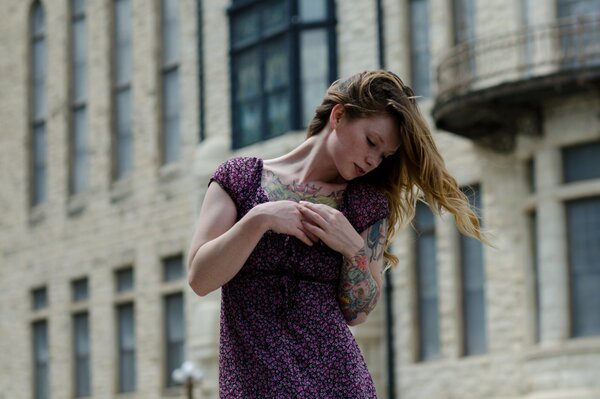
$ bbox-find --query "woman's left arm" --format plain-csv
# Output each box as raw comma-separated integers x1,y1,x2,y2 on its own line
298,202,388,326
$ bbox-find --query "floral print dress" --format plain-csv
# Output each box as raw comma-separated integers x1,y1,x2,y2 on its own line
209,157,389,398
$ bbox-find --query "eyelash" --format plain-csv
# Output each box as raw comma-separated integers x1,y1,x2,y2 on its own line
366,137,376,147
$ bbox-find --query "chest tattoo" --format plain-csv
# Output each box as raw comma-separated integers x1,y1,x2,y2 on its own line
262,169,344,208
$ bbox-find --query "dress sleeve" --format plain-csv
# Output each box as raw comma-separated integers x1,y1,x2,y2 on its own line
345,183,390,233
208,157,260,211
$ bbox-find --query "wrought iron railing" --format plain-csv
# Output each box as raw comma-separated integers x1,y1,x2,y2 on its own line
436,14,600,102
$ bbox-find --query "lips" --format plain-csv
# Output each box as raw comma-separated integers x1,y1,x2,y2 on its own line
354,164,366,176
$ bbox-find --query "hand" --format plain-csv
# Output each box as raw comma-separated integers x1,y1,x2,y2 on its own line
252,201,316,246
298,201,363,257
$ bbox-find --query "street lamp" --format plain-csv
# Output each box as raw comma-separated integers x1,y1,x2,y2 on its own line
172,360,204,399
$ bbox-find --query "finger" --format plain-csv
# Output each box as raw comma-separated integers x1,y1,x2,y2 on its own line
298,206,328,228
299,201,331,216
301,220,327,241
304,229,319,242
294,226,314,246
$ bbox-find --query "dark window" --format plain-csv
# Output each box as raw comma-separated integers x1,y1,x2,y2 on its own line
557,0,600,68
452,0,475,45
163,255,185,282
73,312,91,397
229,0,336,148
113,0,133,179
32,287,48,310
30,2,47,206
529,211,541,342
72,278,89,302
70,0,89,194
116,268,134,293
117,303,136,392
164,293,185,387
567,196,600,337
414,202,440,361
161,0,181,164
409,0,431,98
33,320,49,399
460,185,487,355
563,140,600,183
526,157,536,193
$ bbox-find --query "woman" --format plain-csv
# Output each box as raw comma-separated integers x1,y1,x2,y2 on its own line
187,70,488,398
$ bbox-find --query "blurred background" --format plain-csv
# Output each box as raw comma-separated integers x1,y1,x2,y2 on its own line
0,0,599,398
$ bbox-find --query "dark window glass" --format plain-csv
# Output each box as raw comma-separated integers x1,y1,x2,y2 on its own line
161,0,181,165
73,312,91,397
526,157,535,193
163,255,184,282
164,293,185,387
557,0,600,68
31,3,47,206
460,185,487,355
563,141,600,183
567,196,600,337
116,268,134,292
72,278,89,302
409,0,431,98
230,0,336,148
529,211,541,342
71,107,88,194
33,320,49,399
113,0,133,179
414,202,440,361
452,0,475,45
117,303,136,392
32,287,48,310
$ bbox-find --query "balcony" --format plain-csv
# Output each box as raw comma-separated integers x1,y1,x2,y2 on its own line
432,15,600,151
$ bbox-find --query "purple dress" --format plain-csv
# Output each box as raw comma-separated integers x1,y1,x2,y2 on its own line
210,157,389,398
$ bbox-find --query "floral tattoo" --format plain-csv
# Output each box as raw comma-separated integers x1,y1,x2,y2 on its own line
262,169,344,208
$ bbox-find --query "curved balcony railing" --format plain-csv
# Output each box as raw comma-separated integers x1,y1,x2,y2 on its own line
435,14,600,105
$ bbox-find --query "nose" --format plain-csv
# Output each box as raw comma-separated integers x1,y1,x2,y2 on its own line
365,151,379,169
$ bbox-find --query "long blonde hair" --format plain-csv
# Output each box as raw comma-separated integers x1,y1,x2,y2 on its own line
307,70,492,265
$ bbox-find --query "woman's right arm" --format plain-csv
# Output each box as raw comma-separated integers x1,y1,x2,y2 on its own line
187,182,313,297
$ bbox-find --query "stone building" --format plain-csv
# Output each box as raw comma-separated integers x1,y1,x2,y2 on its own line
0,0,599,398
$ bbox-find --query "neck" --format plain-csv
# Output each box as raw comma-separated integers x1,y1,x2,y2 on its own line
265,128,345,185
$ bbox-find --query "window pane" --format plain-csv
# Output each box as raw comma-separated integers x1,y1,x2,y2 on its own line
114,0,132,85
299,0,328,22
567,197,600,337
410,0,431,97
33,38,47,120
73,313,91,397
235,49,262,146
163,255,184,282
461,185,487,355
557,0,600,18
32,287,48,310
262,0,288,34
117,303,136,392
453,0,476,45
72,278,89,302
116,268,134,292
33,124,47,205
265,39,290,136
32,4,45,36
529,211,541,342
33,321,49,399
300,29,329,126
72,17,87,103
116,88,133,178
415,203,440,361
563,141,600,183
232,8,260,46
165,293,185,387
163,68,180,164
161,0,180,65
72,107,88,194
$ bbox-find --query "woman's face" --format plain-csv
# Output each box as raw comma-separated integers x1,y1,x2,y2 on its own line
328,105,400,181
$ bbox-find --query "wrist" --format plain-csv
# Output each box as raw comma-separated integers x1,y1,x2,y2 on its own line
246,204,271,233
343,238,365,260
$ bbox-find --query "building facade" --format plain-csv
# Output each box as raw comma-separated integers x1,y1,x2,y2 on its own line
0,0,599,398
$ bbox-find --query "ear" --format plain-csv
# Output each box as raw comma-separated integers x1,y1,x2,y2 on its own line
329,104,345,130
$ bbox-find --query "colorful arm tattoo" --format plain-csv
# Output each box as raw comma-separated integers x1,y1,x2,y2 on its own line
338,218,388,322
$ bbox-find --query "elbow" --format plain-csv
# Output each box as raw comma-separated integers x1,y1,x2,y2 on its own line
188,266,211,297
346,313,368,326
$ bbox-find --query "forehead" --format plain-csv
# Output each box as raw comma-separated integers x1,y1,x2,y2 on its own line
359,114,400,151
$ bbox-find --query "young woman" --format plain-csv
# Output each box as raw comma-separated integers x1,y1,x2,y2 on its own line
187,70,488,398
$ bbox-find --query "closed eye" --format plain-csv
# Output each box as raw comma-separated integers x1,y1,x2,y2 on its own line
366,137,376,147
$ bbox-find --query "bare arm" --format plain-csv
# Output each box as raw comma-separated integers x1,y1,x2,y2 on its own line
187,182,314,297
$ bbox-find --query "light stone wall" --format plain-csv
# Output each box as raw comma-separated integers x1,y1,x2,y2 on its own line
1,1,600,399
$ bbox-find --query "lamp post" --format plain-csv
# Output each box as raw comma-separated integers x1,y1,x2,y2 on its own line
172,360,204,399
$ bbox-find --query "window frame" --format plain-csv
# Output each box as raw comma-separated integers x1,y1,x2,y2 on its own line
228,0,337,149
